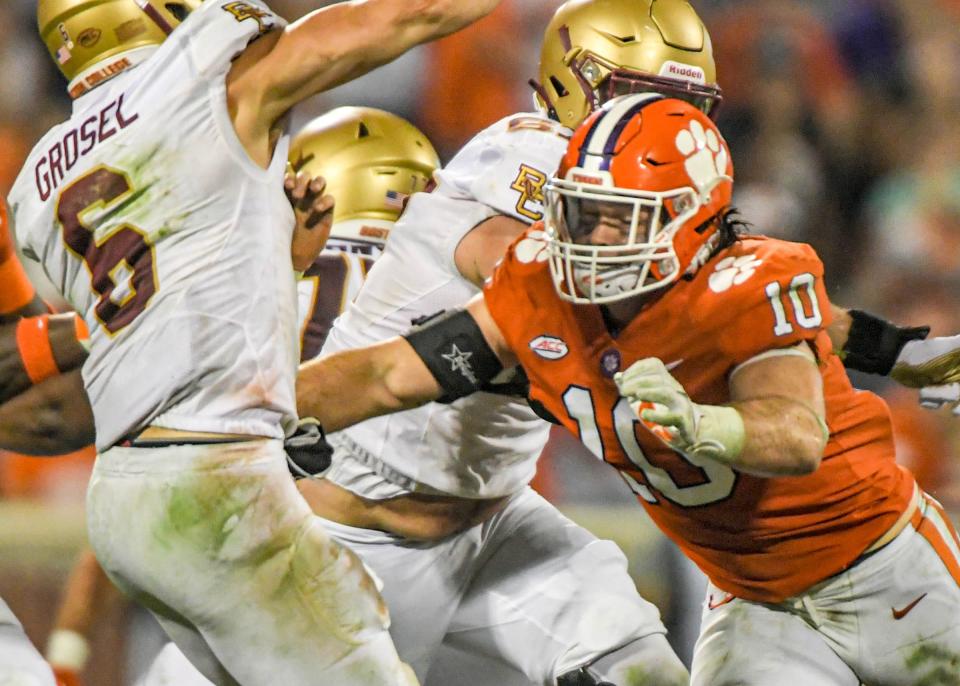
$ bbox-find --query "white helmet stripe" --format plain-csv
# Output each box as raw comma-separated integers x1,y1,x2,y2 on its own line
579,93,664,172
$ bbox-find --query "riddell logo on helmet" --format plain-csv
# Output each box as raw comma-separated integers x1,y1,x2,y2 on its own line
659,61,706,84
359,226,389,240
571,172,603,185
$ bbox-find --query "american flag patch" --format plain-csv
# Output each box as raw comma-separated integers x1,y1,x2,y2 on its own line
56,46,72,64
384,190,407,210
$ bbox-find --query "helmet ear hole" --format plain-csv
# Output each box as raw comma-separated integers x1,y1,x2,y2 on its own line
357,122,371,139
165,3,191,22
550,76,569,98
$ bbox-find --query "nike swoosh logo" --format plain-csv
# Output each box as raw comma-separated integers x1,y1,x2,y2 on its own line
665,359,684,371
707,593,735,610
891,593,927,620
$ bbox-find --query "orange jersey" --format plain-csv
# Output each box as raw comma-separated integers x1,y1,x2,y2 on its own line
484,228,916,602
0,199,36,315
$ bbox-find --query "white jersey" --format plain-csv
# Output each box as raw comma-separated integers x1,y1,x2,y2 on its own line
322,113,570,498
9,1,296,450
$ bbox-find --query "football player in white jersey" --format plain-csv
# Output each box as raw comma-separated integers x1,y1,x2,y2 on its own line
290,107,441,363
134,105,441,686
6,0,501,684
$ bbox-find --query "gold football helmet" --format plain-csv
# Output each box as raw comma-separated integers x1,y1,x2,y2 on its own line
38,0,202,97
288,107,439,246
532,0,721,129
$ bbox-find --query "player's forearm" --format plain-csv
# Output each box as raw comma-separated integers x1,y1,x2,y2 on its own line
53,549,112,635
0,370,94,454
261,0,501,122
0,313,88,404
0,295,47,324
47,549,122,678
297,339,440,432
725,397,827,477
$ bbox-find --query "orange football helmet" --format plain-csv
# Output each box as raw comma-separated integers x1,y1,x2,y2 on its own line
544,93,733,304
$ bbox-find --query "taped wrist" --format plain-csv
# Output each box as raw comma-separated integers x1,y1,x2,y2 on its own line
842,310,929,375
15,314,89,384
689,404,745,464
402,308,503,403
16,315,59,384
46,629,90,672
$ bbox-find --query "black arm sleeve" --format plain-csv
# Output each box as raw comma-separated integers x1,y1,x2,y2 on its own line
841,309,930,375
402,308,504,403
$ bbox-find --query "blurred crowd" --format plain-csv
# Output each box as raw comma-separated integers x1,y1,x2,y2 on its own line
1,0,959,624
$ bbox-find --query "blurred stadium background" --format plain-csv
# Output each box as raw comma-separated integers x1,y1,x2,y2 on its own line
1,0,959,683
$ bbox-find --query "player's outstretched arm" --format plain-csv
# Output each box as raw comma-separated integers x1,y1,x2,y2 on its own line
0,370,94,455
229,0,502,165
297,294,516,432
617,343,828,478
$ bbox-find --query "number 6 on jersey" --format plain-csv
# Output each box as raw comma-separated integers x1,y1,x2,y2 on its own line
57,166,158,335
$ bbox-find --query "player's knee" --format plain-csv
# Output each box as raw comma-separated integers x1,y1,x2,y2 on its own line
558,634,689,686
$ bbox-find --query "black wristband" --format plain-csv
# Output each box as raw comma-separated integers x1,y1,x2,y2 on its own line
403,308,504,403
842,309,930,376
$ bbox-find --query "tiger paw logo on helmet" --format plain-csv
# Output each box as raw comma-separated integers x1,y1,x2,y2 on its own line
675,120,729,200
515,230,549,264
708,255,763,293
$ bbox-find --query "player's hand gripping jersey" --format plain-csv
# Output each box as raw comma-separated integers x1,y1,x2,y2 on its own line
485,230,917,602
321,113,569,498
9,1,295,449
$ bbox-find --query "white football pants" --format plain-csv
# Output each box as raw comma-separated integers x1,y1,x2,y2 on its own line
87,440,416,686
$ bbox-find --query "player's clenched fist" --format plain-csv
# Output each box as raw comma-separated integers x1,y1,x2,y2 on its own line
614,357,745,464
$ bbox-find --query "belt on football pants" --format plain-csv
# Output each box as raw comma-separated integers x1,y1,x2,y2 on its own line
116,426,270,448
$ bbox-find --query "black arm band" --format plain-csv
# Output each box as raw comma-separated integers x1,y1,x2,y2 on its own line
402,308,504,403
842,309,930,375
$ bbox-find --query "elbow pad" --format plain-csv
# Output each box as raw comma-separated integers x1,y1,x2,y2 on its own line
841,310,929,376
402,308,504,403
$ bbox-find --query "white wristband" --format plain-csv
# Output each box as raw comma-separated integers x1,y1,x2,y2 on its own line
46,629,90,671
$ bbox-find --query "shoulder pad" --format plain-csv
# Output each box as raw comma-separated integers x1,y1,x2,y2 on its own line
434,113,570,223
694,237,832,366
185,0,285,78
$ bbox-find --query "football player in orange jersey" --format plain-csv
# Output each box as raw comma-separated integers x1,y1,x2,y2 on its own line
297,95,960,685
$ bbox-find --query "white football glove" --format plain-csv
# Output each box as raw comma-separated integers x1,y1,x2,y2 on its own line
891,334,960,388
614,357,745,463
